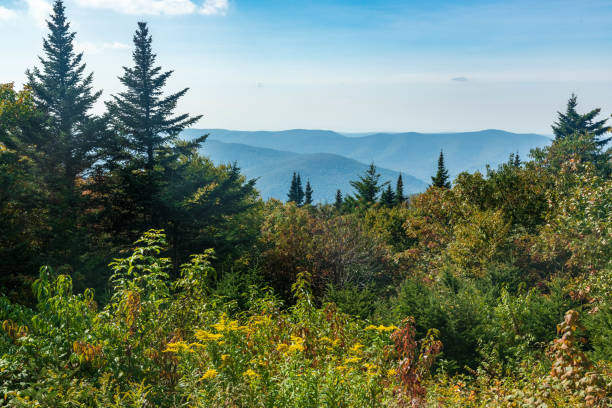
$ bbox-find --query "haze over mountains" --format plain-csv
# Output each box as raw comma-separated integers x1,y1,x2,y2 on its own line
182,129,551,202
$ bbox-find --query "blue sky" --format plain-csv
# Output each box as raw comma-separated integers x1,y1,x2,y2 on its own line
1,0,612,133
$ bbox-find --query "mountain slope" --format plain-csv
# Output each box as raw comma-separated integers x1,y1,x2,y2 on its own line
184,128,551,181
200,140,426,202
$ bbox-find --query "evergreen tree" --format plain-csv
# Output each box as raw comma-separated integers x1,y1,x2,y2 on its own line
26,0,103,185
395,174,405,205
109,22,203,169
380,184,396,208
334,189,343,211
552,94,610,147
350,163,386,204
296,173,304,206
25,0,104,271
287,172,299,203
431,150,451,188
304,180,313,205
107,22,203,227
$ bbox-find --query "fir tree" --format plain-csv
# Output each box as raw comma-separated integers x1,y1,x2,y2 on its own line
552,94,610,147
395,174,405,205
26,0,103,184
296,173,304,206
350,163,386,204
304,180,313,205
380,184,396,208
108,22,203,170
334,189,343,211
25,0,104,269
287,172,299,203
107,22,203,226
431,150,451,188
514,152,521,167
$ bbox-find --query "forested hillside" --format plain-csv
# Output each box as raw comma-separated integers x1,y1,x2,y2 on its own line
0,2,611,407
183,128,551,181
199,139,427,202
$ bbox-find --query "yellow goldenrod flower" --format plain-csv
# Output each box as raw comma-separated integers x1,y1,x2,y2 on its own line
349,343,364,354
201,369,218,380
288,343,305,353
221,354,230,362
194,330,223,342
344,356,362,364
244,369,260,379
387,368,397,377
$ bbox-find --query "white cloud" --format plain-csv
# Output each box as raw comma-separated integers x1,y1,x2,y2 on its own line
73,0,228,16
26,0,53,27
0,6,18,21
200,0,228,15
75,40,130,54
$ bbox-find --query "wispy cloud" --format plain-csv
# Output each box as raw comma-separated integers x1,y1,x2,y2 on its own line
75,41,130,54
200,0,228,16
0,6,18,21
451,77,469,82
73,0,228,16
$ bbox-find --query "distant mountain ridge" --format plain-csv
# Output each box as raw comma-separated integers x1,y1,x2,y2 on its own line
181,128,551,202
183,128,551,181
200,140,426,202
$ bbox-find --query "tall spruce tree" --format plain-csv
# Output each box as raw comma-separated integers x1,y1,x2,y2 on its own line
296,173,305,206
380,184,395,208
26,0,103,183
350,163,386,204
287,172,299,203
334,189,343,211
25,0,103,270
395,174,404,205
431,150,451,188
552,94,610,146
304,180,313,205
107,22,203,227
109,22,203,169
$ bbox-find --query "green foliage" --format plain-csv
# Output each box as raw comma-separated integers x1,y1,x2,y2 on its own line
348,162,387,206
552,93,610,146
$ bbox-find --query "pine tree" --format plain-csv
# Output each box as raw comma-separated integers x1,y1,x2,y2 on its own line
395,174,405,205
25,0,103,269
514,152,521,167
431,150,451,188
334,189,343,211
26,0,103,184
287,172,299,203
380,184,396,208
304,180,313,205
109,22,203,170
296,173,304,206
350,163,386,204
107,22,203,226
552,94,610,147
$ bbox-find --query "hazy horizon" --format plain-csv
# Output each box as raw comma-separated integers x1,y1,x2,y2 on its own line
2,0,612,134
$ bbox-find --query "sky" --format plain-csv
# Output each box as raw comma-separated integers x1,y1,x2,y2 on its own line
1,0,612,134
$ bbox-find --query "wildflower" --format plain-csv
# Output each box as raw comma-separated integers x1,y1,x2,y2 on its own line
244,369,260,379
221,354,230,362
344,356,361,364
276,343,289,352
201,369,218,380
349,343,364,354
194,330,223,342
163,341,192,353
387,368,397,377
288,343,305,353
